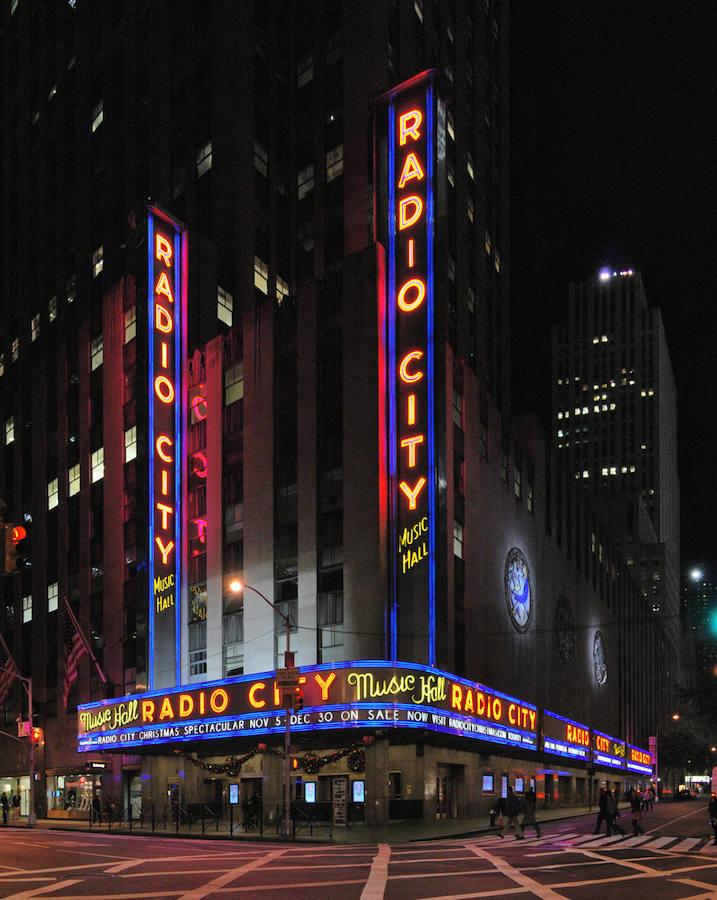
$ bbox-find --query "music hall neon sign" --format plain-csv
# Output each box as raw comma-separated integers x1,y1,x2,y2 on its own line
148,208,186,689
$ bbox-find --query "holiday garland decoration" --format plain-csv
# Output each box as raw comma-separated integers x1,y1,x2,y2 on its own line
183,735,375,777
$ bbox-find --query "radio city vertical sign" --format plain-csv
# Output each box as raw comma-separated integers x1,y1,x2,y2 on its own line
377,71,445,666
147,207,187,689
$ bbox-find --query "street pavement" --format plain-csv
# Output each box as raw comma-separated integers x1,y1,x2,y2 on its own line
0,799,716,898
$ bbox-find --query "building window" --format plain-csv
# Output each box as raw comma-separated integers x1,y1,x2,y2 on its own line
225,362,244,406
467,151,475,180
297,165,314,200
11,337,19,362
48,478,59,510
297,54,313,88
91,447,104,483
453,521,464,559
223,611,244,677
124,306,136,343
5,416,14,446
31,314,40,342
48,582,59,613
414,0,424,21
196,141,212,177
217,285,233,327
453,390,463,428
467,196,474,222
124,426,137,463
254,256,268,295
68,463,81,497
91,100,103,132
90,335,103,370
276,275,289,305
326,145,344,182
22,596,32,624
254,141,268,177
189,620,207,676
92,245,104,277
514,464,522,499
49,296,57,322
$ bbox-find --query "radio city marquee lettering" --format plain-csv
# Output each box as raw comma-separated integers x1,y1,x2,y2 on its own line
627,744,654,775
542,710,591,762
382,71,443,663
77,662,538,752
147,208,186,689
592,729,626,770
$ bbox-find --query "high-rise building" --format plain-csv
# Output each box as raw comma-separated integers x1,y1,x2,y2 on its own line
551,270,681,706
0,1,657,826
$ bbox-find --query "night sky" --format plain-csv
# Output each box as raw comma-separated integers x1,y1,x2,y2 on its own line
510,2,717,567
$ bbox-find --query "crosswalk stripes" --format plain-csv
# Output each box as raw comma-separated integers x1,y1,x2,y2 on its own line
476,831,717,855
640,836,678,850
669,837,702,852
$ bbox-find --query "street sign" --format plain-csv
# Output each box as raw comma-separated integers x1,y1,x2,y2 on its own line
276,667,299,687
17,720,30,738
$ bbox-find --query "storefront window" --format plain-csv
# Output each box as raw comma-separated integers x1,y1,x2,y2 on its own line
46,774,101,814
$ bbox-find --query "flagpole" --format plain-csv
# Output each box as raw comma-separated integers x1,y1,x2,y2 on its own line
63,597,109,687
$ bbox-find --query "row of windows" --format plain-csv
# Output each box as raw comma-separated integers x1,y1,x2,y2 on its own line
17,582,59,624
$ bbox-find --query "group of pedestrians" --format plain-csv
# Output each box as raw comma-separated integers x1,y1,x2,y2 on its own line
490,786,541,840
595,787,651,837
0,792,20,825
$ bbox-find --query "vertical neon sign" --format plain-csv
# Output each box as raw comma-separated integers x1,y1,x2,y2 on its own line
147,207,186,690
381,72,441,666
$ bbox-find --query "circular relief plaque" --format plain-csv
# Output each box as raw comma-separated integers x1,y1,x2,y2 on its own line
505,547,533,633
593,630,608,686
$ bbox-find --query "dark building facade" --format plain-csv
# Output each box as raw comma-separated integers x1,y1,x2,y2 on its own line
0,0,656,826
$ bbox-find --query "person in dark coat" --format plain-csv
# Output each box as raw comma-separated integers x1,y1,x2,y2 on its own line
709,794,717,845
593,788,609,834
606,789,625,836
499,787,524,840
523,788,541,837
630,789,645,836
0,793,8,826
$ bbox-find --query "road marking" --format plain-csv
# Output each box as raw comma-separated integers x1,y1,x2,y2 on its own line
0,863,130,880
641,836,678,849
562,834,606,845
104,859,148,874
360,843,390,900
465,842,565,899
698,843,717,854
613,835,652,847
672,876,717,892
646,804,707,834
5,879,82,899
176,848,285,900
670,838,703,852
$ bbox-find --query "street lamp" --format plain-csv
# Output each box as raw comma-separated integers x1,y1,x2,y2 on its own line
672,713,680,721
689,568,704,582
0,666,36,826
231,581,293,838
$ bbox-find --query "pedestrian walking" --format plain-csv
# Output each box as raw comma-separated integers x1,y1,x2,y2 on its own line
499,787,524,840
523,788,541,837
11,793,20,820
488,800,501,828
630,789,644,836
709,794,717,846
641,787,649,812
648,787,655,811
607,790,625,836
593,788,609,834
0,793,8,826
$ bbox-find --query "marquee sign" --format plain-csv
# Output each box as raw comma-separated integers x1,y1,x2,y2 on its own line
626,743,653,776
77,661,538,753
378,70,445,665
592,729,626,770
542,710,591,762
147,208,187,689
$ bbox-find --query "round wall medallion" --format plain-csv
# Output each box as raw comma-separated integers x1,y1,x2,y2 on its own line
504,547,532,633
555,595,575,663
593,630,608,686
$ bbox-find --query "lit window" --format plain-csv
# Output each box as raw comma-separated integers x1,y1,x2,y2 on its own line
484,231,491,254
66,274,76,304
217,285,233,327
254,256,268,295
447,110,455,141
91,447,104,483
326,145,344,182
48,478,59,510
527,481,533,513
414,0,423,22
467,196,474,222
276,275,289,305
453,521,464,559
10,0,18,14
494,250,501,273
22,596,32,624
124,426,137,463
514,465,522,499
92,245,104,277
68,463,80,497
31,313,40,342
582,470,589,479
48,582,58,613
467,151,474,180
196,141,213,177
297,165,314,200
225,362,244,406
297,54,313,88
90,334,103,371
124,306,136,343
91,101,103,132
11,337,19,362
254,141,268,177
5,416,14,446
467,286,475,314
49,296,57,322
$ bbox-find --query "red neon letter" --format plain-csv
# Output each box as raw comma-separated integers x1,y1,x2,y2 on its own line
155,304,173,333
154,271,175,303
407,394,416,425
397,278,426,312
155,535,175,565
192,451,208,478
398,152,424,188
156,502,174,530
399,108,423,145
399,476,427,510
161,341,169,369
191,395,208,421
156,435,174,462
400,434,424,468
399,350,424,383
155,233,173,266
408,238,415,267
154,375,175,404
398,195,423,230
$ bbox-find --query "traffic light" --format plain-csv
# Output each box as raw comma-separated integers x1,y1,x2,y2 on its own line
2,524,26,574
31,727,43,746
292,687,304,712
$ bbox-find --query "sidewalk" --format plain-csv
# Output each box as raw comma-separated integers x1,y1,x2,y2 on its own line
2,803,606,844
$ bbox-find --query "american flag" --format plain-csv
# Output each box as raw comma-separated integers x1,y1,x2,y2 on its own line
0,640,18,707
62,610,87,709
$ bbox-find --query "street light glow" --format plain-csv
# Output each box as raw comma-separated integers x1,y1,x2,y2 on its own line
229,580,243,593
690,567,704,582
672,713,680,720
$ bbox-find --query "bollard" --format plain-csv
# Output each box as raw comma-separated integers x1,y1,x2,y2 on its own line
229,804,233,836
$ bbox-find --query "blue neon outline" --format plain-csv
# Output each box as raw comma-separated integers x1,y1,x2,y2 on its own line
426,82,436,667
173,229,182,686
147,214,155,690
387,101,398,662
592,728,625,769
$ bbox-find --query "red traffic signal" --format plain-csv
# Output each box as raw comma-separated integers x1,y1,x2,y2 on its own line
31,727,43,745
11,525,26,542
292,687,304,712
2,523,25,574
